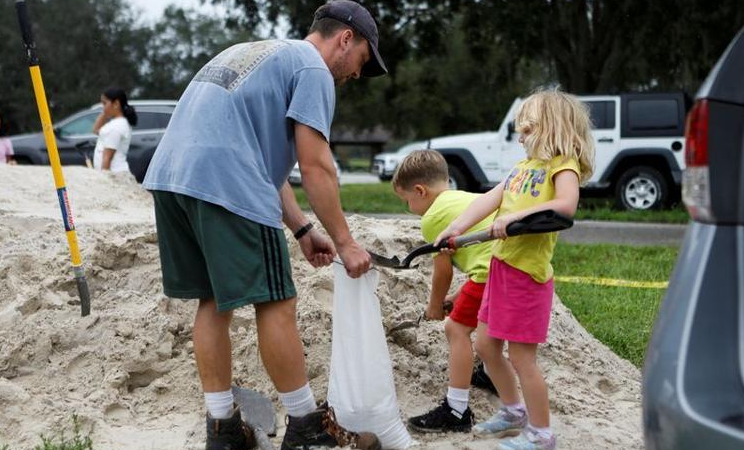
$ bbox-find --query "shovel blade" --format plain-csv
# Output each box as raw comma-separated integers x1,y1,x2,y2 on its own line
368,250,407,269
232,385,276,436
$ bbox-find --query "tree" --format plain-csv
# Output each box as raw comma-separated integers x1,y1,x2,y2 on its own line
461,0,744,94
0,0,147,133
138,6,254,100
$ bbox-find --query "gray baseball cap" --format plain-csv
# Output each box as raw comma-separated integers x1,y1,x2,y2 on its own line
314,0,387,77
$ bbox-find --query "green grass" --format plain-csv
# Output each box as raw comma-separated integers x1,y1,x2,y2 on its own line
293,183,411,214
553,242,679,366
294,183,690,223
345,157,372,172
575,197,689,223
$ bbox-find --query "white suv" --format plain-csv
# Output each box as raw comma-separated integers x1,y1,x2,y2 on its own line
400,93,689,210
372,141,426,180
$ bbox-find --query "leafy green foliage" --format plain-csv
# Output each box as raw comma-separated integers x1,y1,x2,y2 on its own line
0,0,146,134
137,6,254,100
2,0,743,141
0,0,251,135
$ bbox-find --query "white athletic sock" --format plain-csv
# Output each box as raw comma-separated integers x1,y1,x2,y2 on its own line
446,386,470,414
279,383,317,418
204,389,234,419
528,423,553,439
503,402,526,415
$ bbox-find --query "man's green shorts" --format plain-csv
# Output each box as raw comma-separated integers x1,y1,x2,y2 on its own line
152,191,296,312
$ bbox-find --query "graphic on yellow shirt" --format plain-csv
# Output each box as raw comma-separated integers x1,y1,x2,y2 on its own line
493,156,580,283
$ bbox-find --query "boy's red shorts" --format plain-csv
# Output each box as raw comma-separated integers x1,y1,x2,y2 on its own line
448,279,486,328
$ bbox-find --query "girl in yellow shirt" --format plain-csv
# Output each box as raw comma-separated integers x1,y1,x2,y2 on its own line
436,88,595,450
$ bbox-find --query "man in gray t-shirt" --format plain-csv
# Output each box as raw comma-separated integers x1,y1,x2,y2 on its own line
143,2,387,449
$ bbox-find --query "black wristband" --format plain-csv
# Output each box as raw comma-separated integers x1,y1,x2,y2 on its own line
293,222,313,240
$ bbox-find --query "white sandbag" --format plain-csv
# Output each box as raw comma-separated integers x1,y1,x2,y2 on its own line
327,264,415,449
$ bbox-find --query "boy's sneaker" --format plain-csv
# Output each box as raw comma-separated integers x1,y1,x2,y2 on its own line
496,429,557,450
206,406,256,450
407,398,474,433
471,362,499,396
473,406,527,437
281,402,381,450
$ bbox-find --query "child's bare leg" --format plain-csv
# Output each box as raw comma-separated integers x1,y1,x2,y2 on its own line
407,319,476,432
474,322,519,404
444,319,475,389
508,342,549,427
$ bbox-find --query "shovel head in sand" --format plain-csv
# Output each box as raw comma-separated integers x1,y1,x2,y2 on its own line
233,385,276,450
370,209,573,270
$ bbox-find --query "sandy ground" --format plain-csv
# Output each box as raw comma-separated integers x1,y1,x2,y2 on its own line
0,166,642,450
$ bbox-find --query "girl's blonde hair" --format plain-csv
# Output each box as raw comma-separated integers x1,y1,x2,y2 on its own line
515,87,595,184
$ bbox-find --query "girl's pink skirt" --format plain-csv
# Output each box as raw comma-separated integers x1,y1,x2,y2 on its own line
477,257,554,343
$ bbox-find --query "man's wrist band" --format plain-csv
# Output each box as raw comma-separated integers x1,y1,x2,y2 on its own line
293,223,313,240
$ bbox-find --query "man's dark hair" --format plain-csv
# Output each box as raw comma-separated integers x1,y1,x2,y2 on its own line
308,17,364,42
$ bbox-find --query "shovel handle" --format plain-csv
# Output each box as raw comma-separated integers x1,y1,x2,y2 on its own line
445,230,493,249
15,1,39,66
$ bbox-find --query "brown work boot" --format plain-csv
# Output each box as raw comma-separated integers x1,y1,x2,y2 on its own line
281,402,381,450
206,406,257,450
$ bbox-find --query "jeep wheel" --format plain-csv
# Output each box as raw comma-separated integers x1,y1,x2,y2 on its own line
615,166,668,210
448,164,469,191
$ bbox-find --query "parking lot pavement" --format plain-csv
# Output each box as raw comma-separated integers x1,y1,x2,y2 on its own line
339,171,380,185
558,220,686,247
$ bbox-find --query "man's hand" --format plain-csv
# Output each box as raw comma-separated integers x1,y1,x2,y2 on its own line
298,228,335,267
336,240,371,278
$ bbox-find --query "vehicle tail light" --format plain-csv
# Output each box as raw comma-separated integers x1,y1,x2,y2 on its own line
682,100,714,222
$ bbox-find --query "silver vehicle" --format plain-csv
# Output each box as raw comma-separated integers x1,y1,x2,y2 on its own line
642,26,744,449
288,158,342,186
9,100,176,182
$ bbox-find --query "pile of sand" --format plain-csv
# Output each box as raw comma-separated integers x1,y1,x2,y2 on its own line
0,166,642,450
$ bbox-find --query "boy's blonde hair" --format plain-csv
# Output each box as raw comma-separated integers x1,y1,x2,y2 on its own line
392,150,449,190
515,87,595,183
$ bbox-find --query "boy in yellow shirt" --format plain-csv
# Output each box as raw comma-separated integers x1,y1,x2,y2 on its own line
392,150,497,433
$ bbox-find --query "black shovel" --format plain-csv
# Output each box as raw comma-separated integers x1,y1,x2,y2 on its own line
369,209,573,270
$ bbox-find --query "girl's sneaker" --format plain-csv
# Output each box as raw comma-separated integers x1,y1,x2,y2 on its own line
472,407,527,437
496,429,557,450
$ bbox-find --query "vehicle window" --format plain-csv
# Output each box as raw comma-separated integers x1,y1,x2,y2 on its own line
133,112,171,130
586,101,616,130
58,113,97,137
628,99,679,130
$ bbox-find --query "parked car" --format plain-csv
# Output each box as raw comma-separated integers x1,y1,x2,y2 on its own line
642,26,744,449
288,157,342,186
9,99,176,182
398,92,690,210
372,140,426,181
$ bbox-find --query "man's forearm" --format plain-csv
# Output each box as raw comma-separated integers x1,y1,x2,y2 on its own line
280,182,309,233
301,165,352,247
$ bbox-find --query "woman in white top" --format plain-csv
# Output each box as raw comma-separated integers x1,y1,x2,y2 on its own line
92,87,137,172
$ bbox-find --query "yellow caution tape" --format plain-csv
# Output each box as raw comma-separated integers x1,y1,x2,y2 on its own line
555,275,668,289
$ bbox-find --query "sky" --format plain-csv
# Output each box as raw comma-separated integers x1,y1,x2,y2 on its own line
125,0,227,22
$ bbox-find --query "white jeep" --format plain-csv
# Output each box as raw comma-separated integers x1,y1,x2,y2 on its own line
374,93,689,210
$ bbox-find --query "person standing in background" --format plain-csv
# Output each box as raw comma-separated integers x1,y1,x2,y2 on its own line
92,87,137,172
